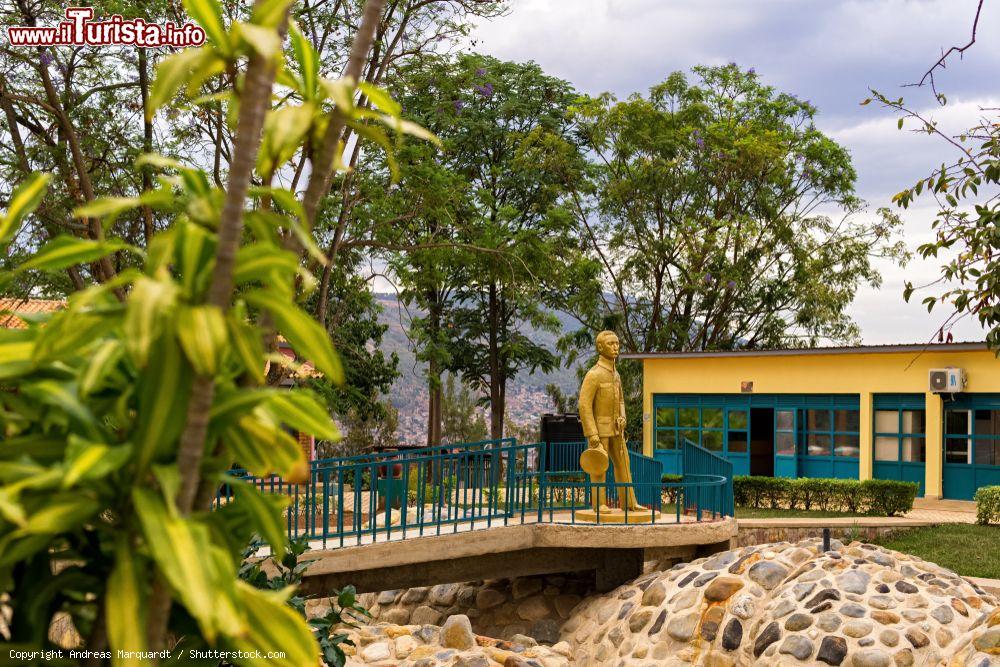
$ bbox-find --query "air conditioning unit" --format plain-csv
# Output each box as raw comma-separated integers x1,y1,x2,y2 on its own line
929,368,965,393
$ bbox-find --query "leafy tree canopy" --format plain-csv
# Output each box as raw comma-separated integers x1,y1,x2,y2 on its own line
566,64,907,355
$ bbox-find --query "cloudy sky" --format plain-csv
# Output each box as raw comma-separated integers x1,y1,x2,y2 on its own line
470,0,999,344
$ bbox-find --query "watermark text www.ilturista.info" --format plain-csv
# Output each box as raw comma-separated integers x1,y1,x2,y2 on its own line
6,7,206,47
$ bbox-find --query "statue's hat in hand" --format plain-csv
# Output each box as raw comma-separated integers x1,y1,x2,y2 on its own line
579,446,608,477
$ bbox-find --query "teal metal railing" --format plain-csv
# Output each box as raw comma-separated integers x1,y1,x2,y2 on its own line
215,437,732,550
681,439,735,519
541,441,663,508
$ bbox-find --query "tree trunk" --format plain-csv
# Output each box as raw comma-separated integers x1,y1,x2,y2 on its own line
487,282,503,440
426,295,443,447
138,48,155,246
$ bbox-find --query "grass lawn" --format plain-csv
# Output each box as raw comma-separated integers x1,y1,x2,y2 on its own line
871,524,1000,579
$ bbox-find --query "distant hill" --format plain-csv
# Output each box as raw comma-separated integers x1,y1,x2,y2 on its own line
373,293,580,444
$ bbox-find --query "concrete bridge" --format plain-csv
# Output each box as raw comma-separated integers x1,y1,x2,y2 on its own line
298,513,737,596
227,438,737,594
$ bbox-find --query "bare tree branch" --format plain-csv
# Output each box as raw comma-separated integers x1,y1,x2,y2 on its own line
909,0,985,100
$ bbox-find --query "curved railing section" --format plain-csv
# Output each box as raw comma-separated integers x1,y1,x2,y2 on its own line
682,438,735,518
214,437,734,550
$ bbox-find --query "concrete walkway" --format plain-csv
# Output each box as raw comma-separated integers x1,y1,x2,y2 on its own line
737,497,978,529
737,516,937,529
904,497,978,524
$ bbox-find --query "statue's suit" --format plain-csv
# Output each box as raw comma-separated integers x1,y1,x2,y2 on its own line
578,357,640,510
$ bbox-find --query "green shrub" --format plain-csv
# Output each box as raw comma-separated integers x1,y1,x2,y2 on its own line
975,486,1000,525
860,479,919,517
733,476,918,516
661,474,683,504
733,476,791,509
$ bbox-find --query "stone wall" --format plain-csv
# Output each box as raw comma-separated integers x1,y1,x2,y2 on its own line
736,524,912,548
562,538,997,665
337,538,999,665
352,572,595,645
339,614,574,666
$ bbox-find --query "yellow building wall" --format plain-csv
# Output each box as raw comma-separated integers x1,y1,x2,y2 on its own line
639,348,1000,499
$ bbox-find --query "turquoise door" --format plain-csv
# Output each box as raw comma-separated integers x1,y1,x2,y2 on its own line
774,408,797,478
725,407,750,476
943,395,1000,500
872,394,926,496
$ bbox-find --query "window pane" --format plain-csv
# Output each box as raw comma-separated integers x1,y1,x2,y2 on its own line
702,430,723,451
875,410,898,433
875,436,898,461
776,432,795,456
656,407,676,428
655,430,676,450
807,434,831,457
945,410,970,435
680,430,700,447
834,410,860,432
679,408,699,427
834,434,860,458
901,437,925,463
975,410,1000,437
974,439,1000,466
727,431,748,453
901,410,925,435
702,408,724,429
945,438,970,464
776,410,794,431
728,410,748,430
807,409,831,431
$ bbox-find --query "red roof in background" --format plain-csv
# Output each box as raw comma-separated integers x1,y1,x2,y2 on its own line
275,337,321,379
0,298,65,329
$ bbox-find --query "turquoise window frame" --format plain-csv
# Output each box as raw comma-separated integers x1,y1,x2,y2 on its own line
798,408,860,459
872,394,927,496
944,408,1000,466
652,394,860,479
654,404,724,452
873,408,926,463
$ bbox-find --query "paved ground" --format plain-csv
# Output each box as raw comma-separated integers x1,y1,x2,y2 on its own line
736,498,979,530
904,497,978,524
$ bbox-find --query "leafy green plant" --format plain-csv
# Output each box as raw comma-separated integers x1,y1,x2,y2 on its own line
239,538,369,667
974,486,1000,525
0,0,432,663
660,473,683,504
866,89,1000,350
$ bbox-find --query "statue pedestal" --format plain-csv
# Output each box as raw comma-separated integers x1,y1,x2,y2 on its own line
575,509,659,524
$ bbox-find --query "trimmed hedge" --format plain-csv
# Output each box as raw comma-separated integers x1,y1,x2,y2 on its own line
975,486,1000,525
733,476,918,517
661,474,683,504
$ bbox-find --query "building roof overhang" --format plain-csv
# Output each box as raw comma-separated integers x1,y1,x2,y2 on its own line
620,341,989,360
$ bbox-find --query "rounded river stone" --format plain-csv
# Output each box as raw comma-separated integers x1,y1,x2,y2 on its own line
778,634,814,660
816,635,847,665
748,561,789,590
785,612,814,631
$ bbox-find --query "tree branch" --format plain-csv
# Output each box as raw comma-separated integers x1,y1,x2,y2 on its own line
146,2,291,655
910,0,985,99
300,0,387,231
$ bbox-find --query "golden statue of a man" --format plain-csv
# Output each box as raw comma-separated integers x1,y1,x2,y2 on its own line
578,330,644,513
